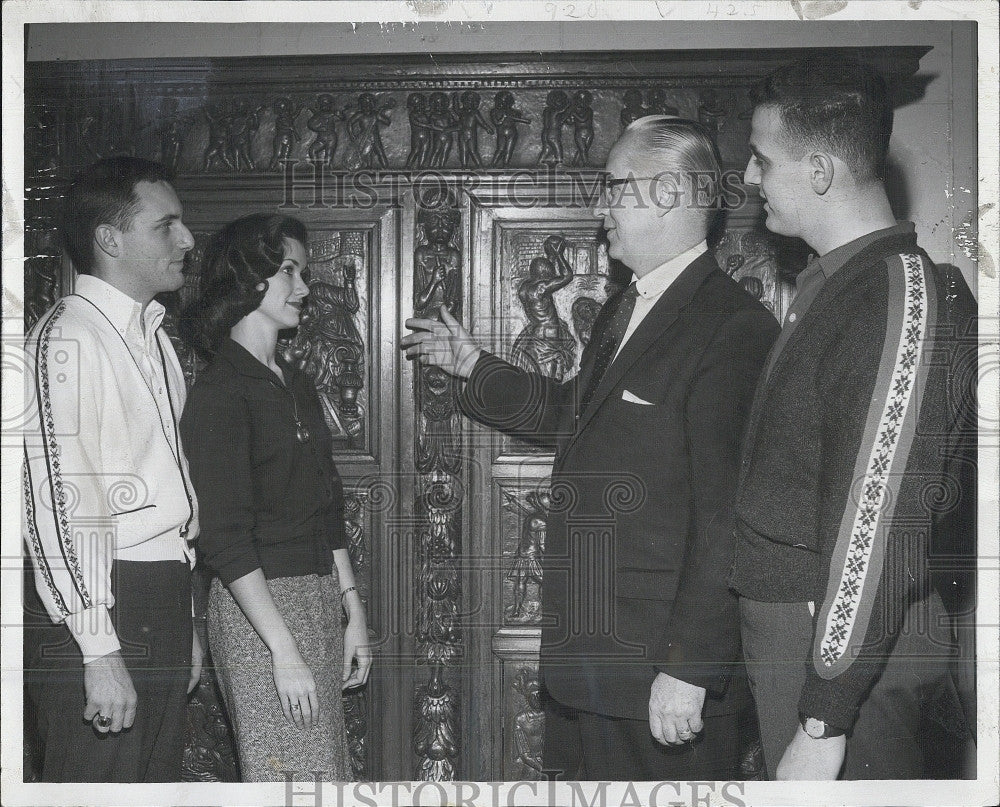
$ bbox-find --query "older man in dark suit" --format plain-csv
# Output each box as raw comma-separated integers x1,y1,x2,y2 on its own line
402,117,779,780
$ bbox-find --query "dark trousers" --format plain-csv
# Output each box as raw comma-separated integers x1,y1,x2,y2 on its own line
740,592,974,779
541,691,741,781
24,560,192,782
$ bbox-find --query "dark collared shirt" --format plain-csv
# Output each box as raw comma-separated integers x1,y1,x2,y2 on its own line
764,222,916,381
180,338,346,586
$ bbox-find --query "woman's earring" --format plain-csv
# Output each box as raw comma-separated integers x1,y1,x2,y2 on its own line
256,282,267,291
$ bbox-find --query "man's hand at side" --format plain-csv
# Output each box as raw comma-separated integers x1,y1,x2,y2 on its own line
776,726,846,780
83,650,137,734
648,672,706,745
402,306,483,379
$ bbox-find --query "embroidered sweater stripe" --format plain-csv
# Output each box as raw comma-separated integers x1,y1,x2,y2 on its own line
32,302,95,609
814,253,936,677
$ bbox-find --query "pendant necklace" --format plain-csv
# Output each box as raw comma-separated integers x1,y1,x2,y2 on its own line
291,392,311,443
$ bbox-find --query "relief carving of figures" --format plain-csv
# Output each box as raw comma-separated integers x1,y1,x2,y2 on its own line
413,192,464,779
571,296,602,347
714,229,779,314
511,668,544,777
268,97,303,170
454,90,494,169
181,687,239,781
286,256,366,445
202,103,235,171
568,90,594,167
228,99,266,171
345,93,395,170
24,257,61,330
620,89,648,130
510,235,576,381
343,493,366,569
157,97,195,175
406,93,434,169
647,88,680,117
343,687,369,780
414,203,462,318
502,489,550,623
416,365,462,475
489,90,530,168
537,89,569,166
428,92,459,168
413,481,462,781
697,88,728,138
306,93,345,170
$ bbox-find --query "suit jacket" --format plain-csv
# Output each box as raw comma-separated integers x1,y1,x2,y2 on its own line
459,251,779,720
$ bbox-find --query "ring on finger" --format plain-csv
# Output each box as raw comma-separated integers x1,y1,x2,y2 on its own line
290,703,301,712
95,714,112,728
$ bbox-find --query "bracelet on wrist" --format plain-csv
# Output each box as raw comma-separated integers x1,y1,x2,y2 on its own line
340,585,357,600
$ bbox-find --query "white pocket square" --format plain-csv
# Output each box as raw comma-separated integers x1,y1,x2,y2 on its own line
621,389,654,405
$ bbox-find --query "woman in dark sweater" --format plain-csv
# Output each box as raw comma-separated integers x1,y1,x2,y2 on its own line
179,213,370,781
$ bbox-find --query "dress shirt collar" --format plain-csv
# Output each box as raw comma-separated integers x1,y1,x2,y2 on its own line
216,337,293,386
74,273,165,344
633,241,708,300
813,222,916,280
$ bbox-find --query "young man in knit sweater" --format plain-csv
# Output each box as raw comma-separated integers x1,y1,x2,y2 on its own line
729,58,977,779
23,158,202,780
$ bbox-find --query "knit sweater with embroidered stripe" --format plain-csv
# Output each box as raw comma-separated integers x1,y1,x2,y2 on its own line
22,275,197,662
729,228,977,731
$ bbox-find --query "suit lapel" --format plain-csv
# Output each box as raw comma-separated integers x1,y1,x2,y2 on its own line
564,252,719,456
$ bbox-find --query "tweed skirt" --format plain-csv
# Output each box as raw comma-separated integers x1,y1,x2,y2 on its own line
208,573,349,782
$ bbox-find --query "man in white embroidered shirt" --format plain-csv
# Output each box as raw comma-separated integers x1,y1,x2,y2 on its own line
22,157,202,782
729,58,977,779
402,119,778,780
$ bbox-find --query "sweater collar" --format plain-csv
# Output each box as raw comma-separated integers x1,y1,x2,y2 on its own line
813,222,916,280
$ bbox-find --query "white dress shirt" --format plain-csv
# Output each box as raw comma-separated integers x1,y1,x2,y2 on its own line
614,240,708,360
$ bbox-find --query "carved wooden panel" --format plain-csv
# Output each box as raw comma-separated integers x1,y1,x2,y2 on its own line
493,632,544,782
23,46,927,783
411,191,465,781
496,479,553,626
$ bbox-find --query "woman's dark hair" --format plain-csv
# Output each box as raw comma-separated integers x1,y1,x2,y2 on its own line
180,213,308,361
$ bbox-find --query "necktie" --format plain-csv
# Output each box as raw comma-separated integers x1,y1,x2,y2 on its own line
579,281,639,414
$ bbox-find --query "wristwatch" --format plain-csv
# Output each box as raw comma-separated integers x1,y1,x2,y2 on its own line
799,713,846,739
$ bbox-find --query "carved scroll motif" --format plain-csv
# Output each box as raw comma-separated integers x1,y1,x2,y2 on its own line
412,192,464,781
342,491,370,779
